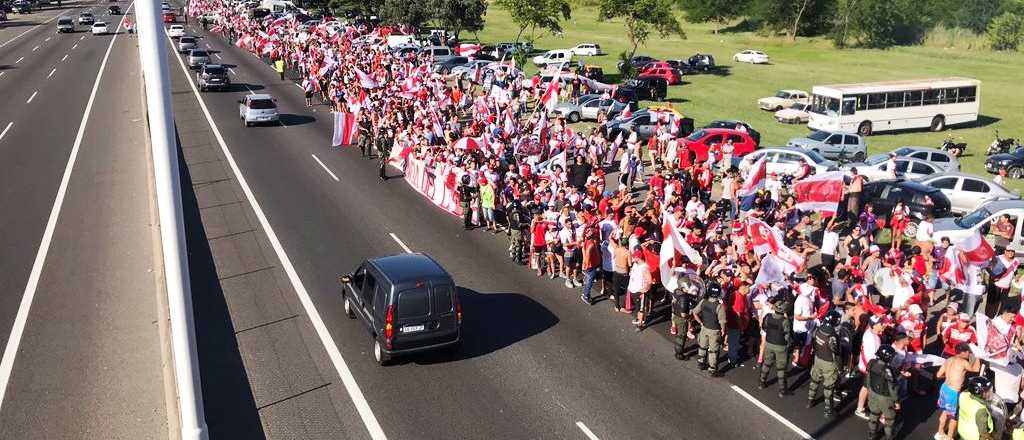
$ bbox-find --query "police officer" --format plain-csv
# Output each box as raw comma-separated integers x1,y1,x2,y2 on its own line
506,199,527,264
670,277,697,361
693,282,726,377
865,345,900,440
760,296,791,397
457,175,478,230
377,129,393,182
958,376,996,440
357,114,373,158
808,310,842,417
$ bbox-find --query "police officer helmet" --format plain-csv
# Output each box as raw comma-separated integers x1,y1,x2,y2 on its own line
461,174,470,185
965,376,993,396
822,310,842,327
704,282,722,299
875,345,897,364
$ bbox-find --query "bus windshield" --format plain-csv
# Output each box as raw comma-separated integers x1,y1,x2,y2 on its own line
810,94,839,115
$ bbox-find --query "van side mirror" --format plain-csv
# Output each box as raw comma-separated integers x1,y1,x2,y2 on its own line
340,275,351,284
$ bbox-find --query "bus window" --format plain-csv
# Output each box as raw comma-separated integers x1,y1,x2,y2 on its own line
868,93,887,110
958,86,976,103
854,94,867,111
842,99,856,116
884,92,902,108
904,90,923,107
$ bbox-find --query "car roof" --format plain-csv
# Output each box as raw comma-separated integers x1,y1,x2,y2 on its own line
867,179,937,192
755,146,811,155
368,253,449,285
248,93,274,100
916,171,1007,186
696,127,747,135
980,199,1024,211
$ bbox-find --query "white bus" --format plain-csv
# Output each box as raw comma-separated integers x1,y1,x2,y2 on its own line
807,77,980,136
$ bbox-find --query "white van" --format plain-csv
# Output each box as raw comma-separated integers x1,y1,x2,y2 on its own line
533,49,573,67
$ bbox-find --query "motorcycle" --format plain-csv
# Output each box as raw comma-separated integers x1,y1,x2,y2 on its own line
941,135,967,157
987,129,1018,156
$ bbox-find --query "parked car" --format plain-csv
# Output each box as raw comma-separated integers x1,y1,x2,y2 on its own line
932,200,1024,252
844,156,944,181
492,41,532,58
554,96,629,123
449,59,491,79
668,53,716,73
603,109,685,141
177,36,197,53
681,128,758,162
13,0,30,13
532,49,573,66
339,253,461,365
849,180,952,237
419,45,453,59
197,64,230,91
758,89,809,111
866,146,960,173
616,55,657,72
432,56,469,74
985,147,1024,178
775,103,811,124
734,50,769,64
571,43,602,56
238,94,279,126
915,172,1020,214
733,147,838,176
788,130,867,162
703,120,760,145
638,66,682,85
90,22,108,35
107,5,121,14
167,24,185,38
187,49,210,69
56,17,74,33
621,77,667,101
78,12,94,24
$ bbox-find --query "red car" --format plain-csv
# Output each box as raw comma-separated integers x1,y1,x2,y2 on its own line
162,12,175,23
680,128,758,162
638,67,682,85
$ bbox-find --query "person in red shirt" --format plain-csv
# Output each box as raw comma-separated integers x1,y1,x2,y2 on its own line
942,314,977,357
530,213,549,277
725,283,750,367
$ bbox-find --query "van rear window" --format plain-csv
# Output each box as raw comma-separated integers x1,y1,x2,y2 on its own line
398,287,429,318
432,285,453,313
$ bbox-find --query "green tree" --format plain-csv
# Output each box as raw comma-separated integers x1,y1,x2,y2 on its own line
496,0,572,45
598,0,686,76
988,12,1024,50
380,0,434,29
678,0,747,33
327,0,377,17
435,0,488,39
751,0,836,40
831,0,928,47
928,0,1004,33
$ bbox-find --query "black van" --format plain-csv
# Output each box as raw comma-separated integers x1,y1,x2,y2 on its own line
340,254,461,365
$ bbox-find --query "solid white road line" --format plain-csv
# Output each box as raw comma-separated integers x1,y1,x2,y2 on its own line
72,43,78,50
26,91,38,104
61,54,69,62
242,84,255,95
0,122,12,142
45,37,51,42
311,154,339,182
47,68,56,79
0,13,62,48
167,33,388,440
730,385,814,439
32,45,39,52
388,233,413,254
575,422,600,440
0,72,5,78
79,35,85,41
16,57,24,64
0,9,127,411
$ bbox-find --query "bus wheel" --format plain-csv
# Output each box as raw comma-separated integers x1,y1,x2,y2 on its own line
857,121,872,136
930,115,946,132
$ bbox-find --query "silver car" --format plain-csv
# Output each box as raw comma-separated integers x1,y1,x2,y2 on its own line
177,36,197,53
554,96,629,123
866,146,959,172
915,172,1020,214
788,130,867,162
844,156,943,181
187,49,210,69
239,94,279,127
449,59,492,79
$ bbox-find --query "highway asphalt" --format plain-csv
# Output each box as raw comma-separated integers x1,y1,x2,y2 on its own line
0,3,169,438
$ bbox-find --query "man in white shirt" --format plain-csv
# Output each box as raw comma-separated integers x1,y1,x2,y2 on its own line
793,278,817,347
855,316,886,419
820,220,840,271
885,153,898,179
599,213,618,297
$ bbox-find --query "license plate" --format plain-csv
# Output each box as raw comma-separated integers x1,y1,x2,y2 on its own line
401,324,425,333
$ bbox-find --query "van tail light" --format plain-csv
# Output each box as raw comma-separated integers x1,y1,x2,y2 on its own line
455,296,463,325
384,305,394,350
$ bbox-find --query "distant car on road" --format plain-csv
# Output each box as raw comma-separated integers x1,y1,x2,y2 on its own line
13,0,31,13
915,172,1020,214
107,5,121,14
239,94,279,126
571,43,602,56
775,103,811,124
340,253,462,366
91,22,108,35
681,128,758,162
866,146,960,173
734,50,769,64
788,130,866,162
56,17,75,33
162,11,176,23
177,36,197,53
197,64,230,92
167,24,185,38
758,89,809,111
78,12,95,25
187,48,210,69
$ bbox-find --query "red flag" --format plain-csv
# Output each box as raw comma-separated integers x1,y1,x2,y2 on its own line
940,246,966,286
737,156,767,198
959,231,994,265
540,71,561,113
794,171,845,215
747,217,803,274
354,68,379,89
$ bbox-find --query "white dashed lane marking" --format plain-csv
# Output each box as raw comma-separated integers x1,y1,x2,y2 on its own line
388,233,413,254
0,122,12,142
26,91,38,104
47,68,56,79
16,57,24,63
311,154,339,182
61,54,68,62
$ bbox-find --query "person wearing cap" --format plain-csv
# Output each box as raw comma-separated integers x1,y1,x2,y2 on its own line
936,343,982,440
958,376,996,440
943,313,978,357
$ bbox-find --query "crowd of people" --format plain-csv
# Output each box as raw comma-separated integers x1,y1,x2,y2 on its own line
186,2,1024,438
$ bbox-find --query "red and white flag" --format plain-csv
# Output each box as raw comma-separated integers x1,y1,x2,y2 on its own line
958,231,995,266
794,171,845,215
660,212,704,291
747,217,803,274
450,137,481,150
540,71,561,113
331,111,359,146
354,68,379,89
737,156,767,198
939,245,966,287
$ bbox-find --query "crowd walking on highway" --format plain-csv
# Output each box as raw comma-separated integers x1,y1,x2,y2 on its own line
184,1,1024,438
